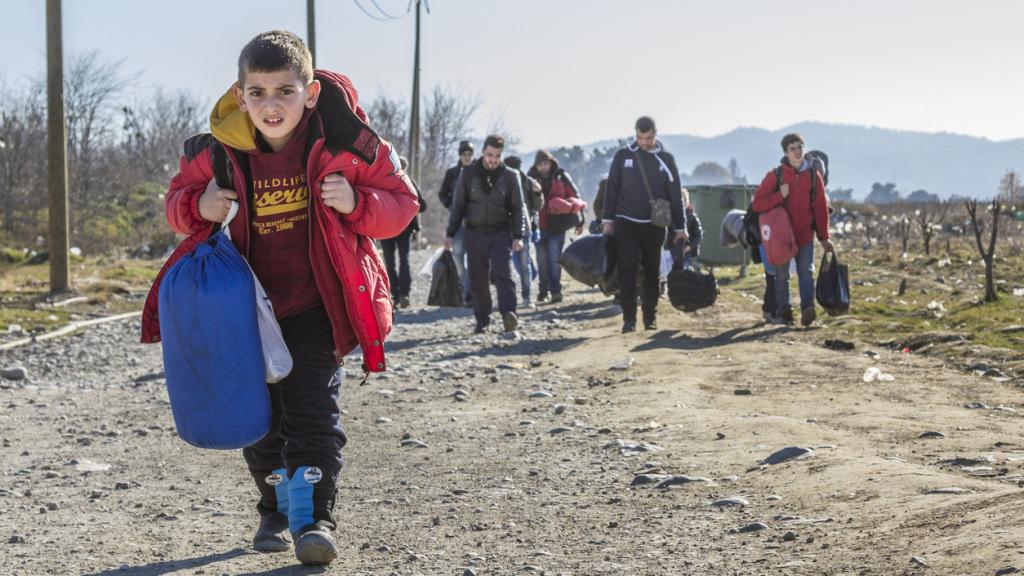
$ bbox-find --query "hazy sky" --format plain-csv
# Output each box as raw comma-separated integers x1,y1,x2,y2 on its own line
4,0,1024,151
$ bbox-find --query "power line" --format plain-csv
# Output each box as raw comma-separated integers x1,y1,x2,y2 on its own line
353,0,407,21
352,0,394,21
369,0,403,19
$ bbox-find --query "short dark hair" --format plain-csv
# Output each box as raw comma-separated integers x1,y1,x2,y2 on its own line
238,30,314,86
781,133,805,151
483,134,505,151
635,116,656,133
504,155,522,170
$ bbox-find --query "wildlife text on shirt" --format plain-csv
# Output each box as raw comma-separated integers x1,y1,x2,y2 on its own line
252,173,309,235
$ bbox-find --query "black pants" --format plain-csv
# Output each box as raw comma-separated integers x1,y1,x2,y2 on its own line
243,306,347,491
614,219,665,324
464,228,516,325
380,229,413,299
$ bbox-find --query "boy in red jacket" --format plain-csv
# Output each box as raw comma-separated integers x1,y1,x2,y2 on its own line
751,133,833,326
140,30,418,565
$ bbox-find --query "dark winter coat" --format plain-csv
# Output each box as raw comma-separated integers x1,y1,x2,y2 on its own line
446,160,528,239
602,141,687,231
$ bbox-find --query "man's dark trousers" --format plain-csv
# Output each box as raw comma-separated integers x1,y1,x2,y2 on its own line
614,218,665,325
464,228,517,325
380,229,412,299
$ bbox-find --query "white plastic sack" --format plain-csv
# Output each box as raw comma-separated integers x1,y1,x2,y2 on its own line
224,202,293,383
418,247,445,277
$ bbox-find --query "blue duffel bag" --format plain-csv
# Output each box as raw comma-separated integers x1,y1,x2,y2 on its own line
157,203,271,449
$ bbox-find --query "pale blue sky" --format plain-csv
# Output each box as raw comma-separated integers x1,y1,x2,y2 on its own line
4,0,1024,150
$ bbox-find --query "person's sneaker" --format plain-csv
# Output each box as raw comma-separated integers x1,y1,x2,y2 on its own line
644,319,657,331
293,524,338,566
761,310,775,323
621,321,636,334
474,321,489,334
537,293,549,303
252,512,292,553
522,297,534,309
800,306,817,327
502,311,519,333
399,296,411,309
550,293,563,304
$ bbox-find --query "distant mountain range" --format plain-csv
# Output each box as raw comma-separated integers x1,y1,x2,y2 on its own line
574,122,1023,200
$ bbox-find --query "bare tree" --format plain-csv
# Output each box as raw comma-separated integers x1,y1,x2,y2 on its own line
893,212,912,254
916,201,948,256
964,199,1003,302
366,93,409,153
1000,170,1022,205
0,81,47,240
63,51,137,238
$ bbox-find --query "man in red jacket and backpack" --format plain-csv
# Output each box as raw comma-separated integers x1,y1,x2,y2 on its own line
751,133,834,326
140,30,419,566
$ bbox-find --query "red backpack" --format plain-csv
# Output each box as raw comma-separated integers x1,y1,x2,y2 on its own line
759,167,799,266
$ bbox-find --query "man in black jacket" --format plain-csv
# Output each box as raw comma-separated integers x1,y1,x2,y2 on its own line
438,140,475,304
445,135,528,334
602,116,688,333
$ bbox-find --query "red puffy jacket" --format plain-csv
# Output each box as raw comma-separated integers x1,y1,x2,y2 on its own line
752,161,830,246
140,69,420,374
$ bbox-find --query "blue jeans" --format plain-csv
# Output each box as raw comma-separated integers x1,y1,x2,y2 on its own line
513,240,534,300
536,230,566,296
774,242,815,314
451,226,472,300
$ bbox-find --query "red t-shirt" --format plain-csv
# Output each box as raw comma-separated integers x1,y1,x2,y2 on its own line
247,111,322,319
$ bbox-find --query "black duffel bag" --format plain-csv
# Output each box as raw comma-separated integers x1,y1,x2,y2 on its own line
427,250,464,307
815,251,850,316
559,233,617,294
667,267,718,312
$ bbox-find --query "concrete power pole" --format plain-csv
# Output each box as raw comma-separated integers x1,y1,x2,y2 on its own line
407,0,422,183
46,0,70,293
307,0,317,67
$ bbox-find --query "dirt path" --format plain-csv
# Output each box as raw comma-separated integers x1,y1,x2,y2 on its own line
1,253,1023,575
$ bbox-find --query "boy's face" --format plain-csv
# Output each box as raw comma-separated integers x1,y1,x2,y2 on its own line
785,141,805,167
234,68,320,151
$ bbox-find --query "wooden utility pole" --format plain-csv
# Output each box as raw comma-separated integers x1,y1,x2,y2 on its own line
307,0,317,67
46,0,70,293
407,0,422,182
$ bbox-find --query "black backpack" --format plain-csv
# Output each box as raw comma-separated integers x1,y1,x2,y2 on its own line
667,268,718,312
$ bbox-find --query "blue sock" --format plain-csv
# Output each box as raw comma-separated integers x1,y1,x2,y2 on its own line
271,467,289,515
288,466,321,534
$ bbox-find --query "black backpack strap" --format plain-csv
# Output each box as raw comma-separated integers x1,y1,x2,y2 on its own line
774,166,783,193
210,140,234,190
809,161,819,204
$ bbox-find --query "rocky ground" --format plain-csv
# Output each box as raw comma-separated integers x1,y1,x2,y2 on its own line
2,248,1024,576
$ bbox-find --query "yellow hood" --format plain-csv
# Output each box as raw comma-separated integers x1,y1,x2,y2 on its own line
209,86,257,152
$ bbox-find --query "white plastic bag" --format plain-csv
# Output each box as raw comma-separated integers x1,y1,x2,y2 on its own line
418,247,445,277
224,202,293,383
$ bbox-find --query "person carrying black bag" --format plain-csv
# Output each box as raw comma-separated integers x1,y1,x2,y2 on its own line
601,116,688,333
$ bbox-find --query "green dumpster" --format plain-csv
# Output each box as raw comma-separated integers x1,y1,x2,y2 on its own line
687,185,756,268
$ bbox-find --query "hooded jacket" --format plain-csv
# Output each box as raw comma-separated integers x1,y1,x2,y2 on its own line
528,150,582,233
602,141,687,231
140,69,420,374
751,157,830,246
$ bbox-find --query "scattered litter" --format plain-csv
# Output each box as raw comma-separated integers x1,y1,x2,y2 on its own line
863,367,895,383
